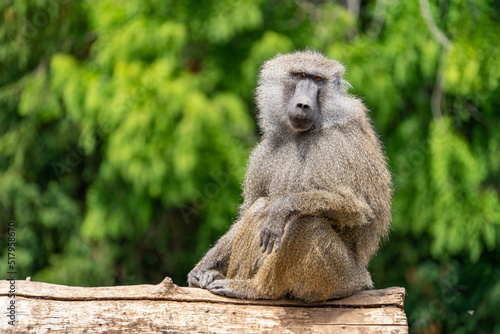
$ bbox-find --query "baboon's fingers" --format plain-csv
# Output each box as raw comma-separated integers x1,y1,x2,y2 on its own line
260,223,284,253
188,276,200,288
261,233,275,254
200,274,210,288
208,279,237,298
260,230,269,252
199,270,224,288
266,238,275,254
274,237,281,252
187,270,201,287
261,240,268,253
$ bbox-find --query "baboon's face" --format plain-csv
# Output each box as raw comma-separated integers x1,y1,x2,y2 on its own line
287,72,325,131
257,51,347,135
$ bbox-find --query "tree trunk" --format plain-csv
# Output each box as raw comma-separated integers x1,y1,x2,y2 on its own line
1,277,408,333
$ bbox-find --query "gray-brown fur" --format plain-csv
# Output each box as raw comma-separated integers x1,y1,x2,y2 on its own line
187,50,392,302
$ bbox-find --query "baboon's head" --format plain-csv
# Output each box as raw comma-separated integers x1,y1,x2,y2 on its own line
256,50,356,136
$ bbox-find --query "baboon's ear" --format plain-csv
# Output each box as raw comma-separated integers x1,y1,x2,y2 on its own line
341,78,353,92
332,74,341,89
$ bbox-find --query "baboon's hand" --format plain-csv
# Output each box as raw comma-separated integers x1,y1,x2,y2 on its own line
259,218,286,254
259,197,292,253
208,279,241,298
188,268,224,289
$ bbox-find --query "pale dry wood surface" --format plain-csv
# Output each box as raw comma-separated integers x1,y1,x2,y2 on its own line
0,277,408,333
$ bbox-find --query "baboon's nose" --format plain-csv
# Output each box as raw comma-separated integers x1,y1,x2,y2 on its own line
296,96,312,110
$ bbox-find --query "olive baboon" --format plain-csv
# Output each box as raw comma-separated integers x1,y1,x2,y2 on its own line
187,50,392,302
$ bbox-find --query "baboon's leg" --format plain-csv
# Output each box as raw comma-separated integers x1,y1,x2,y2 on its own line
280,216,373,302
209,198,289,300
225,198,270,280
211,215,372,302
210,212,372,302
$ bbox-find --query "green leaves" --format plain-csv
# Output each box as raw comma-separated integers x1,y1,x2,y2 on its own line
429,118,500,261
93,19,186,68
19,71,62,122
203,0,263,43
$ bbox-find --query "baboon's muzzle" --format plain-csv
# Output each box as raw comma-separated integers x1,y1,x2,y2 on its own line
288,79,318,131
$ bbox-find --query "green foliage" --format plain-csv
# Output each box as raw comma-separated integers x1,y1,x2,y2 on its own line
1,0,499,332
428,119,500,261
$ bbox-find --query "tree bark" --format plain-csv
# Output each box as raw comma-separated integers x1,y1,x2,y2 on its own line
1,277,408,333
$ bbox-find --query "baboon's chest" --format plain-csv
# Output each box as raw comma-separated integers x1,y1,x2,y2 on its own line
266,141,336,196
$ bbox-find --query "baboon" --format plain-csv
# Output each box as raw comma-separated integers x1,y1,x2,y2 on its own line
187,50,392,302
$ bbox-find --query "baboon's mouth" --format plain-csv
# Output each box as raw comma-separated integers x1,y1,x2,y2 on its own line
289,117,313,131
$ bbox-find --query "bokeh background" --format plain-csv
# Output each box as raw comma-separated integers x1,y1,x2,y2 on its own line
1,0,499,332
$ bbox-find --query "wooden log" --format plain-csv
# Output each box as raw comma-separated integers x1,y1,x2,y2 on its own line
0,277,408,333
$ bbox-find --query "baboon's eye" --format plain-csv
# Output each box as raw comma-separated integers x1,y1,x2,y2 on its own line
296,73,306,78
314,76,322,81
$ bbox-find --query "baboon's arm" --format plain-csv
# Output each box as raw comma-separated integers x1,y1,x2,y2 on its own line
287,188,374,224
259,188,374,253
187,220,242,287
189,195,268,287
